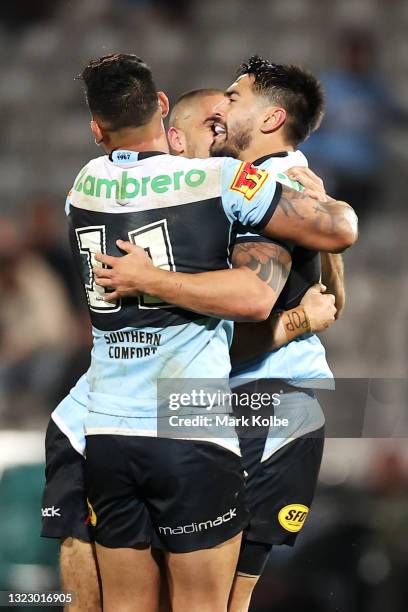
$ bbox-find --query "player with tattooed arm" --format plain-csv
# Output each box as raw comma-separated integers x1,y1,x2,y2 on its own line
42,54,356,612
97,58,348,612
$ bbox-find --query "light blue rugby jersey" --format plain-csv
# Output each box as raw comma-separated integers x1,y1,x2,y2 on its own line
230,151,332,459
52,373,89,455
65,151,282,451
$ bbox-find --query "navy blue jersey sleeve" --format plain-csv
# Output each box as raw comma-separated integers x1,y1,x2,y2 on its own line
233,223,294,255
234,232,294,256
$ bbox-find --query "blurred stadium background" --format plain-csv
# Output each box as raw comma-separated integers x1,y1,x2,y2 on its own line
0,0,407,610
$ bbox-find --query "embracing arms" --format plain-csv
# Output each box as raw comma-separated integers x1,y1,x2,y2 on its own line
261,184,357,253
320,252,345,318
230,282,336,365
285,166,346,318
94,239,291,322
92,167,349,327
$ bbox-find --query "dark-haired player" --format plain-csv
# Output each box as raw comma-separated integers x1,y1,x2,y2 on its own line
209,57,343,612
45,53,356,611
100,58,347,612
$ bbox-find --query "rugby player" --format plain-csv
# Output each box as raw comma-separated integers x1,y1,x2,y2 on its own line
210,59,341,612
42,257,334,611
42,84,333,612
45,53,356,612
98,58,346,612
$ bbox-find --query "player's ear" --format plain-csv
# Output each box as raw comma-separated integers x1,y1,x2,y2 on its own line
90,119,104,145
261,106,286,134
167,126,186,155
158,91,170,119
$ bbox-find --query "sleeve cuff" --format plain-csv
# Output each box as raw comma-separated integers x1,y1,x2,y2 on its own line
252,182,283,231
234,234,293,255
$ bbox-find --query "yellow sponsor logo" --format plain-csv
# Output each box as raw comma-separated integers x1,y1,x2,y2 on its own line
230,162,269,201
87,499,97,527
278,504,309,533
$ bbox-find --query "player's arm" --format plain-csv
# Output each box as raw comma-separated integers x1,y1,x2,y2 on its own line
261,185,357,253
320,252,345,318
222,160,358,253
230,283,337,365
287,167,346,319
93,239,291,322
286,166,346,318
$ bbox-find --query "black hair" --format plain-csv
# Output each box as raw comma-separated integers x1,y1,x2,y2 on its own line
237,55,324,145
80,53,158,131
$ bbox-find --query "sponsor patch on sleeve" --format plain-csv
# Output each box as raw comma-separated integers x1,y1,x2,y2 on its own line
278,504,309,533
230,162,269,201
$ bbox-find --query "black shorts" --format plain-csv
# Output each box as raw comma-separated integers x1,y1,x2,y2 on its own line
239,426,324,547
231,381,325,548
41,418,93,543
85,435,249,553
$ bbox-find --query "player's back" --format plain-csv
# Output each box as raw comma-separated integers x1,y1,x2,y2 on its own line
67,150,278,424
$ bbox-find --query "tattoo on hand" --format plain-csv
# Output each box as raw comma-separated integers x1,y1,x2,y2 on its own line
283,308,309,333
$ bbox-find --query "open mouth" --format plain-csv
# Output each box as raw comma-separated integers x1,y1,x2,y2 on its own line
212,122,227,138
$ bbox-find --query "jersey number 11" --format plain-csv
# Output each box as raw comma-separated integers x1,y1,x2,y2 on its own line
75,219,175,313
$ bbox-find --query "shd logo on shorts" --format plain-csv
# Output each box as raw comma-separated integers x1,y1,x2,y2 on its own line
159,507,237,536
278,504,309,533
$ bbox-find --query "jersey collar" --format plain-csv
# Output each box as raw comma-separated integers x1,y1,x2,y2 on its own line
109,149,166,165
252,151,289,166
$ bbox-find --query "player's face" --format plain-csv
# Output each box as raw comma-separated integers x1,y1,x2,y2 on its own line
210,74,261,158
181,93,225,158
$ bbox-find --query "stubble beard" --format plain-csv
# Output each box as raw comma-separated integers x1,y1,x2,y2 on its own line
210,117,254,159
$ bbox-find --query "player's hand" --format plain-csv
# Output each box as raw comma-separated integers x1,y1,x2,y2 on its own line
93,240,155,302
301,283,337,332
286,167,327,201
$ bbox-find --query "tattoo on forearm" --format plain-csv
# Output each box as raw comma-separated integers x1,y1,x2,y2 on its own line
232,242,291,292
278,185,346,234
276,187,306,220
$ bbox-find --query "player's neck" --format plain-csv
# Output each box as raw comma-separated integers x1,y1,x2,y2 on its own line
104,120,169,155
239,140,294,163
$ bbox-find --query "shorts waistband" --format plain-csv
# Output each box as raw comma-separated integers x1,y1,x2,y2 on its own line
233,379,306,396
